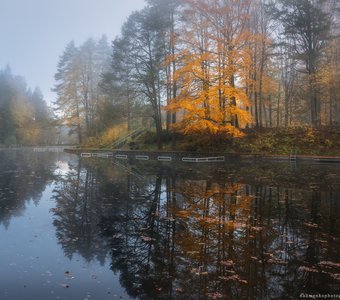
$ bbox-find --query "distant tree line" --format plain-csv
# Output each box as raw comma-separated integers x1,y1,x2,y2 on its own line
0,66,53,146
54,0,340,147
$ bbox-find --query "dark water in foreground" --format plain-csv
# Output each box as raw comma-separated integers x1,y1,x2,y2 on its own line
0,149,339,300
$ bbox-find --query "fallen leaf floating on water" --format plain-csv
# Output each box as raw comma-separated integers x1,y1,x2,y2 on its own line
251,226,263,232
112,234,122,239
141,236,155,242
298,266,319,273
304,222,319,228
187,251,200,255
191,268,209,276
314,239,327,243
267,258,288,265
64,271,74,278
329,273,340,281
318,261,340,268
206,292,223,299
219,260,234,267
227,221,247,228
264,252,273,257
198,216,218,224
218,274,247,284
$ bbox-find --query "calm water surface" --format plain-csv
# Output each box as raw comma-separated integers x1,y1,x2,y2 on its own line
0,149,339,300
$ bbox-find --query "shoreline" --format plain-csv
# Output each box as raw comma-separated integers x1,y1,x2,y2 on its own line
64,148,340,164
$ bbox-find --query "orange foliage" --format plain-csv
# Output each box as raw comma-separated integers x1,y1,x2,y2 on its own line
166,0,254,137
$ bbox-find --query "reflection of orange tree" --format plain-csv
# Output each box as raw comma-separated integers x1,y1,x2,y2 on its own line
51,160,340,299
167,180,254,298
165,180,340,298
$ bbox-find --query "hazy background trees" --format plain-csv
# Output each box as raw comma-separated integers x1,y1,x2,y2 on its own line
0,66,54,146
268,0,333,127
53,36,111,144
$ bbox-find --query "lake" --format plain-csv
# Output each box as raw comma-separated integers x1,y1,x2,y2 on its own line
0,149,339,300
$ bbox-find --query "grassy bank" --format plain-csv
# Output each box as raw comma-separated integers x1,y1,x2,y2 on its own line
81,126,340,156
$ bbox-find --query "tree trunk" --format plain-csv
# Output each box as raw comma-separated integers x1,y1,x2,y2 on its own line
230,74,239,128
310,76,320,127
171,9,177,149
253,48,259,127
76,102,82,144
263,101,268,127
155,114,163,150
269,96,272,128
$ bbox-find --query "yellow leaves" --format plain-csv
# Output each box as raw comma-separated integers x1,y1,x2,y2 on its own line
166,48,252,136
233,108,252,125
221,124,245,138
179,118,220,135
166,83,251,136
163,0,256,137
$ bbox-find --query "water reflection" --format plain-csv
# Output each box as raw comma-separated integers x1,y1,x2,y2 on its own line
52,158,112,263
0,149,60,228
51,158,340,299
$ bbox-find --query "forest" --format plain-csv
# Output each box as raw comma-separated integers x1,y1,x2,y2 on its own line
0,66,53,145
1,0,340,152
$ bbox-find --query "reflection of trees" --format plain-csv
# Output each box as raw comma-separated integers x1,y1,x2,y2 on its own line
163,183,340,299
102,173,167,298
51,159,340,299
52,159,115,263
0,150,58,228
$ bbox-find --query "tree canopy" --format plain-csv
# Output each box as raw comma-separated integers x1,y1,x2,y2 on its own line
53,0,340,147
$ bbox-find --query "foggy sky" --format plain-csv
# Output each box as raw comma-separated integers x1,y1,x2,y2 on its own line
0,0,146,104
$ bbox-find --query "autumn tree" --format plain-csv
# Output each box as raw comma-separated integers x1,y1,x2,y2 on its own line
167,0,252,137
